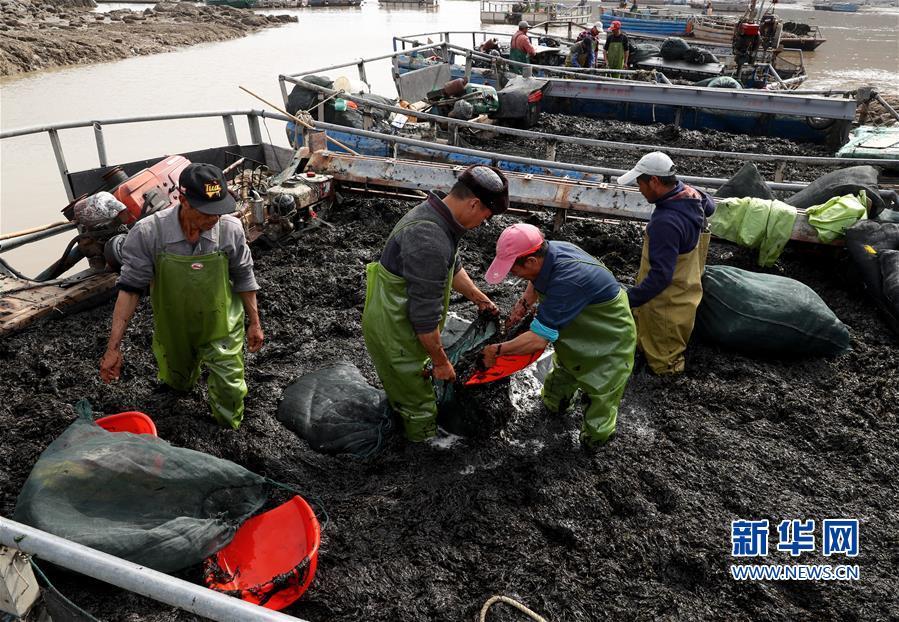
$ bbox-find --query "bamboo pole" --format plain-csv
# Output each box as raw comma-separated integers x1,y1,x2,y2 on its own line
238,85,360,155
0,220,71,241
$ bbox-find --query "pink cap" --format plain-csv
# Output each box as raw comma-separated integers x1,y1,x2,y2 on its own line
485,223,545,285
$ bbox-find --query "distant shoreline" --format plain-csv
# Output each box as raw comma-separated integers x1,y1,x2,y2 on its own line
0,1,295,77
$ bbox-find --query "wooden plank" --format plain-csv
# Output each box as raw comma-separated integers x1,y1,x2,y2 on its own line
1,273,118,336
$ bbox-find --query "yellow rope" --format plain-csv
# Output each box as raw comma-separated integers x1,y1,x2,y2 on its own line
479,595,548,622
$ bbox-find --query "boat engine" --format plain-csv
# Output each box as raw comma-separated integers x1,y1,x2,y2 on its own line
48,156,189,278
732,21,762,74
264,171,335,242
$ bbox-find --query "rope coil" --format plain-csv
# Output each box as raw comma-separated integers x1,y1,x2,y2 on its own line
479,595,548,622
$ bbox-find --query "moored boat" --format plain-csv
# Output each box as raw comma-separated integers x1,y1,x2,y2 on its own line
812,1,860,10
600,8,692,36
479,0,594,25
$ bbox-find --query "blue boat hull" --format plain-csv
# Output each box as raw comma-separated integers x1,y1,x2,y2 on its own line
286,121,600,180
394,61,834,144
600,14,690,36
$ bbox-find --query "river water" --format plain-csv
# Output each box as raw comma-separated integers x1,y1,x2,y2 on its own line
1,0,897,275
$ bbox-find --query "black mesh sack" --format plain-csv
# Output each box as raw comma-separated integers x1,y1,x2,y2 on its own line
13,404,268,573
277,362,393,458
697,265,850,357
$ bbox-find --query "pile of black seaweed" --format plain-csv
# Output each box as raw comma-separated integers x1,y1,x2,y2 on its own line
0,193,896,622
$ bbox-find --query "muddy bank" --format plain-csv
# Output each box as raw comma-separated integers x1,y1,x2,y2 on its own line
1,194,898,621
0,0,296,77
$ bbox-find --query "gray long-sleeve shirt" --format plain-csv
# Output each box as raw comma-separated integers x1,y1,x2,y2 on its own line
117,206,259,294
379,193,465,334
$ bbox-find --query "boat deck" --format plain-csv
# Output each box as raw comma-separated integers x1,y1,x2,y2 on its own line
0,272,118,336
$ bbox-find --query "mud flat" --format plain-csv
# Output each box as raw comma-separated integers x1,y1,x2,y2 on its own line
0,0,296,77
1,194,897,621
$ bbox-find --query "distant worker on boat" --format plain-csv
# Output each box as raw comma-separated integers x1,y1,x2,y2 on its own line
617,152,715,375
510,20,537,69
99,163,264,430
479,38,501,54
565,35,596,68
575,23,603,66
480,224,636,447
362,165,509,442
603,20,630,70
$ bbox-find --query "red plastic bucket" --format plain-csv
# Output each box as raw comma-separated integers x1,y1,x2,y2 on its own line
465,349,546,386
95,412,158,436
204,496,321,610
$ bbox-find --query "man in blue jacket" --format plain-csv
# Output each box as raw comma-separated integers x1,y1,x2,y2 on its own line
618,152,715,375
480,224,636,446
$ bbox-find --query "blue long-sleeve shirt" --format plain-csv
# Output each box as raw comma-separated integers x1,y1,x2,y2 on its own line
530,241,623,342
569,39,595,68
627,182,715,308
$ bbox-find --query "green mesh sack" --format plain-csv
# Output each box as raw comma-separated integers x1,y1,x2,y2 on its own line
697,266,850,357
435,312,511,438
13,402,268,573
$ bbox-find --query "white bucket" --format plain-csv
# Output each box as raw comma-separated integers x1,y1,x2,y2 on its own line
333,76,370,95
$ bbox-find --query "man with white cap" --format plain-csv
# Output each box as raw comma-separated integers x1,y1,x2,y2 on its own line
510,21,537,68
480,224,636,447
363,165,509,442
617,151,715,375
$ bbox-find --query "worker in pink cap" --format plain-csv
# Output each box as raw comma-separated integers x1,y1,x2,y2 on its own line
480,224,636,447
603,20,629,70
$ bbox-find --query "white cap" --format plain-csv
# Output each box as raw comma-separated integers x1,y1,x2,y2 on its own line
617,151,676,185
592,22,603,31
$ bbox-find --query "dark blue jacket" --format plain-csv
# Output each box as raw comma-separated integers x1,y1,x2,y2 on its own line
532,241,622,341
627,182,715,308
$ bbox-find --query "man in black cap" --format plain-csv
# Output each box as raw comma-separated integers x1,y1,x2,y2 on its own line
362,164,509,442
100,163,263,430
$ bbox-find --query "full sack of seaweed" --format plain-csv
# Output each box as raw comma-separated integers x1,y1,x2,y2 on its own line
13,403,268,573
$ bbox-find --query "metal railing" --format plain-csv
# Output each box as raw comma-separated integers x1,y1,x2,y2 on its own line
0,109,277,203
277,75,894,172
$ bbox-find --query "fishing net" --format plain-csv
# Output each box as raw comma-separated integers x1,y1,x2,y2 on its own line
696,266,850,357
278,313,507,452
786,166,886,217
13,401,268,573
845,220,899,333
683,47,719,65
630,44,660,64
659,37,690,61
277,362,393,458
435,313,518,438
715,162,775,201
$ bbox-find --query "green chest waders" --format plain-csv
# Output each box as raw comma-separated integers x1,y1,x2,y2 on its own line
362,220,455,442
633,230,711,375
151,218,247,429
606,39,626,70
510,47,530,74
538,258,637,444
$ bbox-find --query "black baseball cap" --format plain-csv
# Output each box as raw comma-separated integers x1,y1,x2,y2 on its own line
458,165,509,215
179,163,236,215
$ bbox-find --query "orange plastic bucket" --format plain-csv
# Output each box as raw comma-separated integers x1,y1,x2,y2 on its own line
464,349,546,386
95,411,158,436
204,496,321,610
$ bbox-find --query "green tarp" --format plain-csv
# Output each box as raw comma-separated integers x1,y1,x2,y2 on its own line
709,197,797,267
806,191,869,243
